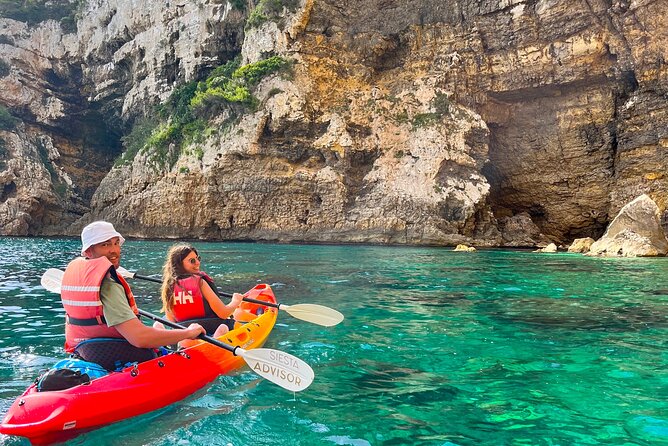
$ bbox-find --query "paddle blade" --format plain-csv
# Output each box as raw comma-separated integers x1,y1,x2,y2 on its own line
239,348,315,392
41,268,64,294
282,304,344,327
115,266,135,279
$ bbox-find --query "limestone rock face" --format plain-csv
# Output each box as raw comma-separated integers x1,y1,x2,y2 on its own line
589,194,668,256
76,0,245,123
1,0,668,247
568,237,595,253
498,212,551,248
0,0,245,236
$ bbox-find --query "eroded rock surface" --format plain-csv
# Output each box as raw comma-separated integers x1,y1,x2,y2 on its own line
1,0,667,248
589,194,668,256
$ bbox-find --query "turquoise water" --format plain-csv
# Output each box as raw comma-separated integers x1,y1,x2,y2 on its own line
0,237,666,446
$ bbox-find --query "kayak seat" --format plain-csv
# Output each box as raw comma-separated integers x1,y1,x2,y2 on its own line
73,338,158,371
178,317,235,336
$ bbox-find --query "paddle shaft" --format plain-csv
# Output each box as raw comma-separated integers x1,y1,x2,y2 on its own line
132,273,281,309
137,309,238,355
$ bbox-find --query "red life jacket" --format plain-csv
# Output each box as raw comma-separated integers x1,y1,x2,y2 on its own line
61,257,138,352
170,273,216,322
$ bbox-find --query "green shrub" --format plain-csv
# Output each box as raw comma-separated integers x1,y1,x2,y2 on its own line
245,0,299,30
191,56,287,116
146,122,180,150
116,116,158,166
191,83,252,110
120,56,289,172
157,81,197,124
245,5,268,30
0,0,81,31
0,137,7,169
0,105,18,130
206,57,241,83
394,110,409,124
230,0,246,10
411,112,439,129
233,55,286,85
432,93,451,116
181,119,207,147
193,147,204,160
409,93,452,129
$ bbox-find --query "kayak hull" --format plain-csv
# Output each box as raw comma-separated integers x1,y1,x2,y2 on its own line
0,284,277,445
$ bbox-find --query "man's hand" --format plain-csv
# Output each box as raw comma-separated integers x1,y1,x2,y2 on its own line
185,323,206,339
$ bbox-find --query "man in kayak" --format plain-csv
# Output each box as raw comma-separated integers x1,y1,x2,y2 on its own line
60,221,205,370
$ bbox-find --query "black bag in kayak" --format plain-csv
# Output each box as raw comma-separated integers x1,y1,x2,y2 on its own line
36,368,90,392
36,358,108,391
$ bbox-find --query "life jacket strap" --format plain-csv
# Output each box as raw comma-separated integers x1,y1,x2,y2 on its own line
67,314,107,326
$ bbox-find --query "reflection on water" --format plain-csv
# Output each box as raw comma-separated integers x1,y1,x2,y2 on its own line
0,239,666,445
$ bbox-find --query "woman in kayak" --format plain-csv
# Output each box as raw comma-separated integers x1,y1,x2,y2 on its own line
157,244,244,339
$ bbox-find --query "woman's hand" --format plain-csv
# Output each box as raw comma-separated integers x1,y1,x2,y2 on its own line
231,293,244,308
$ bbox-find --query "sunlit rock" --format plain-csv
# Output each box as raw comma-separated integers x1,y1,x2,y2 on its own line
568,237,595,253
588,195,668,257
534,243,557,253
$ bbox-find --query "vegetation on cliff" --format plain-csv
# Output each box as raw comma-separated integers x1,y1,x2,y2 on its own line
0,104,17,171
117,55,289,171
245,0,300,30
0,105,18,131
0,0,81,32
190,55,287,112
0,59,9,78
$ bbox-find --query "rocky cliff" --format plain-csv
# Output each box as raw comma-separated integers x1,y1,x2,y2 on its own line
1,0,667,247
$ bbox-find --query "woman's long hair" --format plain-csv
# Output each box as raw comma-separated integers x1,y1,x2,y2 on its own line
161,244,198,314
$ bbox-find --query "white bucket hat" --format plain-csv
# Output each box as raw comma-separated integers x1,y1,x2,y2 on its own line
81,221,125,256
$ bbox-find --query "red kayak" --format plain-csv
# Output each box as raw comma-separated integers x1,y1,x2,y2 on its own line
0,284,278,445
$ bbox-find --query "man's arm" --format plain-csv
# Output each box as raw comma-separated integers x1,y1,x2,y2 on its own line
114,318,204,348
101,277,204,348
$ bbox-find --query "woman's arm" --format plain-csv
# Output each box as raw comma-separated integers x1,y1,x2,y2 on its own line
200,280,242,318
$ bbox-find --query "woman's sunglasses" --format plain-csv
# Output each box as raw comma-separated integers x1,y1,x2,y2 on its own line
187,255,201,265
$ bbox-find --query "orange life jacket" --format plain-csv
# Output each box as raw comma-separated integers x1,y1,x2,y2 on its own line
61,257,138,352
170,273,216,322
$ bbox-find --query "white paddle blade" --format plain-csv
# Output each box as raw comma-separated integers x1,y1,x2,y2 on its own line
41,268,64,294
115,266,135,279
240,348,315,392
282,304,344,327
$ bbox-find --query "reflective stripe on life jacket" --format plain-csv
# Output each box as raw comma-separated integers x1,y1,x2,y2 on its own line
61,257,138,352
170,273,216,322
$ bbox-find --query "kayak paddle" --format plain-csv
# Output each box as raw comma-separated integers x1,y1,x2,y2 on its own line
115,266,344,327
136,309,314,392
40,268,315,392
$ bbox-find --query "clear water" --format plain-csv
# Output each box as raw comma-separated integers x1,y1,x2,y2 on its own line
0,237,666,446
